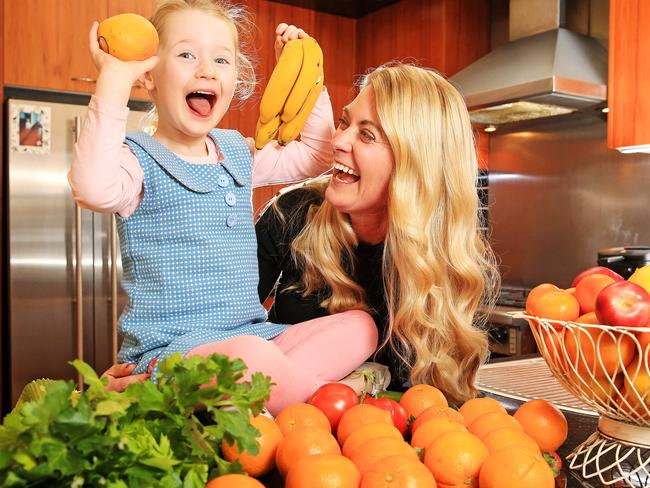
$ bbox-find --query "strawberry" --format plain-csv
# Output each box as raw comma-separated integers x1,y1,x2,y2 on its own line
543,451,563,477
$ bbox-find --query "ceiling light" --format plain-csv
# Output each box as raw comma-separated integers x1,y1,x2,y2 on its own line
484,125,497,133
601,107,610,113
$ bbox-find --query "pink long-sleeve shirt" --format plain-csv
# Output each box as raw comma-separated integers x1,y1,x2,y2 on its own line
69,88,334,217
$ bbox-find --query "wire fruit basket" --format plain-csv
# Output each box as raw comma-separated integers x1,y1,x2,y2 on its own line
515,312,650,487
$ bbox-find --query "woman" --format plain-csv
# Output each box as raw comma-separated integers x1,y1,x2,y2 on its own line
256,62,499,404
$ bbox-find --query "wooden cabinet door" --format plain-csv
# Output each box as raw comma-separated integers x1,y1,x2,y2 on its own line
608,0,650,150
4,0,106,93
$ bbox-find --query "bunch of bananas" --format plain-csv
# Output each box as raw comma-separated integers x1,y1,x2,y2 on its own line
255,37,324,149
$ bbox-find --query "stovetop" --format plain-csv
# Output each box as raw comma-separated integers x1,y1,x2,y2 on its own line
495,285,531,309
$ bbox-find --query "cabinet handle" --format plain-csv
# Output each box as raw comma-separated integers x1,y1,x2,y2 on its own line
73,116,84,391
71,76,96,83
110,215,118,363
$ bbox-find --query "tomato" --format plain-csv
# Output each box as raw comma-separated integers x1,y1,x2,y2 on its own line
363,395,409,436
308,383,359,431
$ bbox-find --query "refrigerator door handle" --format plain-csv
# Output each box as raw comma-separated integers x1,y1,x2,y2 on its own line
110,215,118,363
73,116,84,391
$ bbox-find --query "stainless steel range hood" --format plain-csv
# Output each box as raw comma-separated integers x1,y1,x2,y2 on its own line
450,0,608,125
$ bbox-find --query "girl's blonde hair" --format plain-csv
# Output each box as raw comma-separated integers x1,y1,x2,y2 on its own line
142,0,256,132
286,63,499,404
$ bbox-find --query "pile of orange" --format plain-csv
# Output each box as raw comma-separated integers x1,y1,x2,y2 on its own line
206,387,565,487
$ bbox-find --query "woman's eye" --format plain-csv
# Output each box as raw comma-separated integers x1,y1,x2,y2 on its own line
360,130,376,143
337,117,349,128
179,52,195,60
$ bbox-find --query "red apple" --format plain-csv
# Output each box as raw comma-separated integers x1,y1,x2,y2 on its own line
595,281,650,328
572,266,624,288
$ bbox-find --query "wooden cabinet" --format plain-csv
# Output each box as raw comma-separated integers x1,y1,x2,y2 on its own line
4,0,106,93
3,0,153,98
608,0,650,150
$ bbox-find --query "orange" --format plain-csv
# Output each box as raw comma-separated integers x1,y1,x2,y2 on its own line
275,426,341,478
337,403,393,445
423,430,488,487
204,473,265,488
399,384,447,419
350,436,419,475
467,411,522,439
525,283,561,314
285,453,361,488
411,405,465,434
410,416,467,449
361,454,437,487
513,399,568,452
639,331,650,352
458,397,506,426
479,446,554,488
528,291,580,324
620,357,650,419
274,402,331,435
563,321,635,378
575,274,616,314
480,426,540,455
342,421,403,458
220,414,283,478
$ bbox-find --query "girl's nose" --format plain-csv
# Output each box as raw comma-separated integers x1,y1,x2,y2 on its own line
196,59,217,79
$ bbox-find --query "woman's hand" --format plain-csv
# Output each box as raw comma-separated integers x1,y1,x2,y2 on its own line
89,21,159,106
101,363,150,392
274,23,309,62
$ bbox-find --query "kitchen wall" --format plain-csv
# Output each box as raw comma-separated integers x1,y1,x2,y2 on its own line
488,114,650,288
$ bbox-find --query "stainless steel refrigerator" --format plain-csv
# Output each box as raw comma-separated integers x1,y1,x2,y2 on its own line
3,91,149,410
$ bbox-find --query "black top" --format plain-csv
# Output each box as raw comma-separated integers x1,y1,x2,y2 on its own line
256,187,410,389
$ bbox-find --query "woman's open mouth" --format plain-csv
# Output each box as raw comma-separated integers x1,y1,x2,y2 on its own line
332,162,360,183
186,90,216,117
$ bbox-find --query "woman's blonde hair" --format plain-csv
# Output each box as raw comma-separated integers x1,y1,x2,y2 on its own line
287,63,499,404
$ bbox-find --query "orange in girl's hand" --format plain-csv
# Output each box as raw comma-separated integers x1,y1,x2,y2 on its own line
423,430,489,487
513,399,568,452
361,454,437,488
399,384,447,419
458,396,506,426
274,402,331,435
285,454,361,488
479,446,555,488
97,13,159,61
337,403,393,445
220,415,283,478
411,404,465,434
342,421,403,458
205,473,265,488
275,427,341,478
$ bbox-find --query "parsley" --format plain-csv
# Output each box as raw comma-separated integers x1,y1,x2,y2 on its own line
0,353,272,487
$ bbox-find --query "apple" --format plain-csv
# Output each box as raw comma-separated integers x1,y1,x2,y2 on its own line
572,266,624,288
595,281,650,328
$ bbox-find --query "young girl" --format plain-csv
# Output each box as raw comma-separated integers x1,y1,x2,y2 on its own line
69,0,377,414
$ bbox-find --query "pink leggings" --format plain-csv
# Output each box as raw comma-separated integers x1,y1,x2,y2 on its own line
187,310,378,415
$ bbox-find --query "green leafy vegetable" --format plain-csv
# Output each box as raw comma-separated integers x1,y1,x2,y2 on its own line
0,353,272,487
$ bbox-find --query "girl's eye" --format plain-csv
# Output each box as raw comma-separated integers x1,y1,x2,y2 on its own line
214,57,230,65
360,129,376,143
179,52,195,60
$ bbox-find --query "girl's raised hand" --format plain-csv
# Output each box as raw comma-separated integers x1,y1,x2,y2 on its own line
89,21,158,106
274,23,309,61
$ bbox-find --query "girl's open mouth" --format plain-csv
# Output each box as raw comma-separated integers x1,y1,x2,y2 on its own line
186,91,216,117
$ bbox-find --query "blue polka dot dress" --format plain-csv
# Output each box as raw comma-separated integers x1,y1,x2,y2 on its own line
117,129,288,374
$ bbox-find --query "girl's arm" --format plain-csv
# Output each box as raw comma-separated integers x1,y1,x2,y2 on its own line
251,87,334,187
68,22,157,216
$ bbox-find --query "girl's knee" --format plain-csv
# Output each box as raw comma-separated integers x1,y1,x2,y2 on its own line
340,310,379,349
